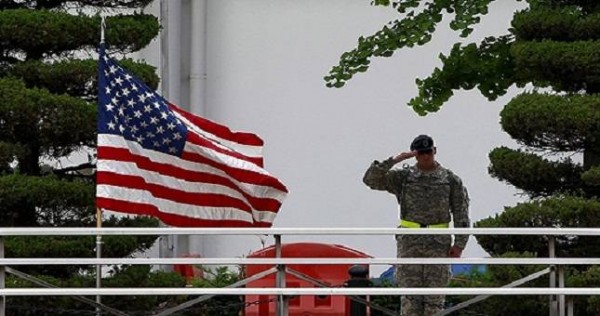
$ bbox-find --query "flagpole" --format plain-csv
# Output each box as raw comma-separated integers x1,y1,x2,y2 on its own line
95,207,102,315
96,16,106,316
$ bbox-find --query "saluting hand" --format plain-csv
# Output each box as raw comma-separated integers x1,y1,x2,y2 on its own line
393,151,417,162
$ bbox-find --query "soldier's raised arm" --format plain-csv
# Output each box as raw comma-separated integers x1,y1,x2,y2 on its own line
362,151,415,194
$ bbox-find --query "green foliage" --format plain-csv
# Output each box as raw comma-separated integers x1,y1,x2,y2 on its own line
0,173,94,226
187,267,244,316
488,147,584,197
324,0,495,89
5,266,186,315
526,0,600,12
513,6,600,41
581,166,600,186
3,58,159,100
500,93,600,151
447,252,549,315
0,0,154,10
568,266,600,315
0,9,159,58
512,40,600,93
0,78,96,167
369,279,401,315
409,35,514,115
475,196,600,257
102,265,187,313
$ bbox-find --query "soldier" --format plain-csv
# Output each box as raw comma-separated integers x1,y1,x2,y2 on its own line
363,134,470,316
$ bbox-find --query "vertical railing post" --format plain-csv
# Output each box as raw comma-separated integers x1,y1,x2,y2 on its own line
347,265,370,316
274,234,287,316
558,266,565,316
0,236,5,316
549,236,557,316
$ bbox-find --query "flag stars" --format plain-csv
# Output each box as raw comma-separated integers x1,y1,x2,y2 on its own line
100,54,187,157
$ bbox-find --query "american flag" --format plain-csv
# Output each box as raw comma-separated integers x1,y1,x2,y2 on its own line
96,45,288,227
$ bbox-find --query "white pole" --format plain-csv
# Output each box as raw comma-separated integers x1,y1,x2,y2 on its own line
97,17,105,316
96,208,103,316
0,237,5,316
189,0,207,116
158,0,175,271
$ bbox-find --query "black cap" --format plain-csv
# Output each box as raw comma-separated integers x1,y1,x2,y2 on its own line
410,134,434,152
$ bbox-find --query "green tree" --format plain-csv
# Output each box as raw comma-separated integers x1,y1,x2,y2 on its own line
327,0,600,314
0,1,188,315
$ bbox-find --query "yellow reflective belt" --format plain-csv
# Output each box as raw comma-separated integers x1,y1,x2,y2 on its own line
399,219,449,228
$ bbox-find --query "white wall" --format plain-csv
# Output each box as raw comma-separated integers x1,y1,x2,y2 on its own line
144,0,527,276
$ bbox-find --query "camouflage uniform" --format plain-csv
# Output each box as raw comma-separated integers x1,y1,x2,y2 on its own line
363,157,470,316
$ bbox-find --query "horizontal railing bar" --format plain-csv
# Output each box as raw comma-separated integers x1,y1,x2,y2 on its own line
0,227,599,236
0,257,598,265
1,287,600,296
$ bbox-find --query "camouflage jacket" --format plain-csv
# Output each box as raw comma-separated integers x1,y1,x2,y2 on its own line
363,157,470,249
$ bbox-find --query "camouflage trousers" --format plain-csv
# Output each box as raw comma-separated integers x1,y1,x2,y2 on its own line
395,234,452,316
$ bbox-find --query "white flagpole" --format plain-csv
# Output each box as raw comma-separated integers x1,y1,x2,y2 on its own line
96,16,106,316
95,207,102,315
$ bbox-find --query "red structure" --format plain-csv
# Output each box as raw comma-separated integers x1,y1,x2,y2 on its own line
245,242,371,316
173,253,204,283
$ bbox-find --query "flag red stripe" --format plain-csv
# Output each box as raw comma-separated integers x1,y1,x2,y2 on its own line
97,171,253,211
179,150,288,193
98,146,287,202
186,132,263,167
169,103,264,147
96,197,272,227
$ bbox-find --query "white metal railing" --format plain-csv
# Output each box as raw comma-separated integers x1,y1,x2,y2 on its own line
0,227,597,316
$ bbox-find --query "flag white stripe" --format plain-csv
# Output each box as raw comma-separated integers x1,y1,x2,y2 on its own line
97,185,256,222
184,129,268,175
97,160,285,207
173,111,263,159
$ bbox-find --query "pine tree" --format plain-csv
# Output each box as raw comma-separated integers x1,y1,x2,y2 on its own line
0,1,188,315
